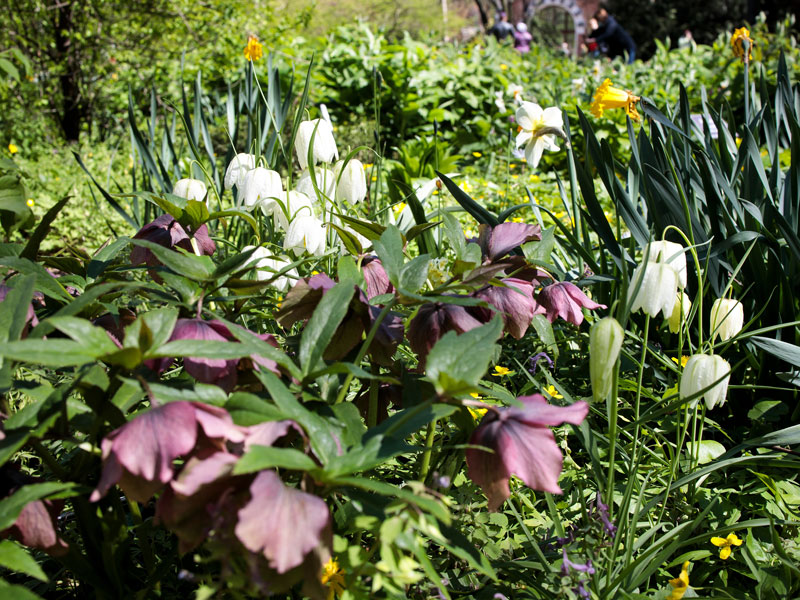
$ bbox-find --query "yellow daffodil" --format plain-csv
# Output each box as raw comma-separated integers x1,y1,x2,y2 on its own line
8,143,19,154
243,36,263,62
667,561,690,600
544,385,563,399
590,78,641,121
321,558,345,600
711,532,743,560
492,365,512,377
731,27,753,62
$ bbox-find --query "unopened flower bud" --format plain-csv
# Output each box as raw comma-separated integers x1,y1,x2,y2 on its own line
667,292,691,334
590,317,624,402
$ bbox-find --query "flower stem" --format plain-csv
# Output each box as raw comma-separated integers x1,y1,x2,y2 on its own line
417,420,437,481
605,361,620,511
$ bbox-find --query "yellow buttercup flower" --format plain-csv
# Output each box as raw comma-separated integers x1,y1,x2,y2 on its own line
711,532,743,560
492,365,511,377
321,558,345,600
243,36,263,62
544,385,563,399
667,561,690,600
500,63,508,71
590,78,641,121
26,198,34,208
731,27,753,62
472,151,482,158
468,406,487,420
671,355,689,368
8,143,19,154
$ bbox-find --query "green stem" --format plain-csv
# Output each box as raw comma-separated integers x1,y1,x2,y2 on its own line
367,363,380,428
417,421,437,481
334,301,396,404
605,364,620,508
127,497,155,574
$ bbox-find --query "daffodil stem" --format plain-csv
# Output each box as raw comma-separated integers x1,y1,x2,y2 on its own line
417,420,437,481
743,45,751,124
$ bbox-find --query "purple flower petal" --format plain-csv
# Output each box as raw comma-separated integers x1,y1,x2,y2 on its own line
537,282,605,326
91,401,198,502
235,470,331,574
480,222,542,262
407,301,483,363
466,394,588,510
472,278,539,339
4,498,69,556
243,420,303,451
171,319,238,391
361,257,393,300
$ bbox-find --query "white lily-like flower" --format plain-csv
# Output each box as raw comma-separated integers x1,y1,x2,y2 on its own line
224,153,256,190
172,178,207,203
645,240,687,289
710,298,744,341
334,159,367,204
514,102,564,168
240,167,283,212
295,119,338,170
272,190,314,231
295,168,335,201
494,91,507,113
668,291,692,333
680,354,731,409
284,215,326,257
241,246,298,291
629,261,679,318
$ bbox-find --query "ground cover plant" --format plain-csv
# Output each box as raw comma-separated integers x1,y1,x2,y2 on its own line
2,16,800,600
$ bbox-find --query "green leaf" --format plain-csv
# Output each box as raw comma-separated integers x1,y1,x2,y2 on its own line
234,446,317,474
330,476,450,525
372,225,405,286
299,282,356,377
0,579,44,600
436,171,498,226
0,540,47,582
20,196,69,261
750,336,800,368
686,440,726,464
48,316,119,356
0,339,98,366
129,239,215,281
425,317,503,396
149,340,255,360
0,482,80,530
398,254,430,293
87,237,130,279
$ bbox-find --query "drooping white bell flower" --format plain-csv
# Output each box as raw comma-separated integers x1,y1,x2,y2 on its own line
284,215,326,257
628,262,679,318
241,246,298,292
172,178,207,203
272,190,314,231
667,291,692,333
295,168,335,201
645,240,687,289
514,102,563,168
240,167,283,212
294,119,338,170
334,159,367,204
710,298,744,342
223,153,256,190
680,354,731,409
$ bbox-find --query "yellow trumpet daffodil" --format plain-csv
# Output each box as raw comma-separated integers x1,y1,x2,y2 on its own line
731,27,753,62
667,561,690,600
243,36,263,62
590,78,641,121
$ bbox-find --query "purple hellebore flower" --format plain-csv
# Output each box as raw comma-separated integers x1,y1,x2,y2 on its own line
466,394,589,511
130,214,216,267
1,467,68,556
471,277,543,339
477,222,542,262
407,300,483,364
235,470,332,574
361,256,393,300
536,281,606,326
90,401,245,503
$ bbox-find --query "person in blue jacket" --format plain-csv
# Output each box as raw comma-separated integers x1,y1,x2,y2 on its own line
587,4,636,64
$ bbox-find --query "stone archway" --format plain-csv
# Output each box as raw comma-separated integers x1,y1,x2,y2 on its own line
526,0,588,56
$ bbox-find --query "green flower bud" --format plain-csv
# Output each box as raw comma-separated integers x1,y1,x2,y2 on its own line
590,317,624,402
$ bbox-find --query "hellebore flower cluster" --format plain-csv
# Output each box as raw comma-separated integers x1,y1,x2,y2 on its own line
466,394,589,510
91,400,331,598
130,214,216,267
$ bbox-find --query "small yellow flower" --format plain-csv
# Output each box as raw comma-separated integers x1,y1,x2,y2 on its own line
111,72,118,81
321,558,345,599
667,561,690,600
468,406,488,420
731,27,753,62
500,63,508,71
362,163,373,169
590,78,641,121
671,356,689,368
711,532,743,560
243,36,263,62
311,270,319,275
492,365,511,377
8,143,18,154
472,151,482,158
26,198,34,208
371,175,377,182
276,295,283,310
544,385,563,399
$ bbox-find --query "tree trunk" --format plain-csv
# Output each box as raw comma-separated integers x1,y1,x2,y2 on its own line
474,0,489,28
55,1,83,141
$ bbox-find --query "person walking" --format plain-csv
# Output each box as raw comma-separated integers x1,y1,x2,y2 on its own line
513,22,532,53
488,11,515,43
587,3,636,64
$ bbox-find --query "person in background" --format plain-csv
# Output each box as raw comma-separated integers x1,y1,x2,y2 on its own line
587,3,636,64
677,29,695,50
489,11,515,43
514,22,532,53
